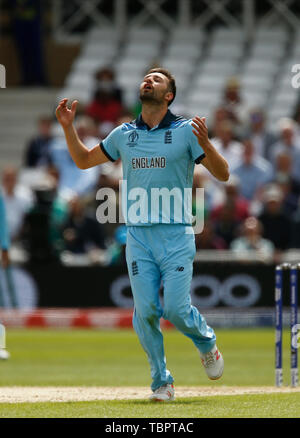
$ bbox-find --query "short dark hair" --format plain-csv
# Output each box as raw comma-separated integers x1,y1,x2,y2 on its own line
146,67,176,106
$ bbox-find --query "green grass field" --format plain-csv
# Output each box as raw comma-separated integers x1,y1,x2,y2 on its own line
0,328,299,418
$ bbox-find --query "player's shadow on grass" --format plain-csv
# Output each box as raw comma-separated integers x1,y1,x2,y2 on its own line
118,398,207,406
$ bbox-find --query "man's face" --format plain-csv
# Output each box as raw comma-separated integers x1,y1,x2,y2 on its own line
139,73,172,105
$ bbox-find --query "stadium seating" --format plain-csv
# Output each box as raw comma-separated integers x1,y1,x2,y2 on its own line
54,23,299,130
2,23,300,171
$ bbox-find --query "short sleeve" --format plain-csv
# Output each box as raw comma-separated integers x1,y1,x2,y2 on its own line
100,126,121,162
186,121,206,165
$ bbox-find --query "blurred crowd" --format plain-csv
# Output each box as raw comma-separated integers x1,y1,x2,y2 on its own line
193,76,300,262
2,66,300,265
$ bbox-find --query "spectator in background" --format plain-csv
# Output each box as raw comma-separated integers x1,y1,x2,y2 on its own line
98,110,134,146
231,139,273,201
62,196,106,255
231,216,274,260
1,167,33,242
273,150,294,182
117,111,135,126
271,118,300,184
276,174,300,216
209,106,232,138
211,176,249,223
45,165,69,257
272,152,300,215
22,176,58,262
246,109,277,159
22,169,69,261
210,120,242,169
192,167,224,214
86,67,124,125
210,176,249,247
48,116,101,200
98,113,133,191
221,77,248,129
99,159,123,191
98,121,116,141
195,221,226,250
211,202,239,248
0,189,10,266
291,197,300,248
96,113,135,238
94,67,123,103
106,225,127,265
293,104,300,139
24,116,53,167
98,157,123,239
11,0,47,85
258,184,291,251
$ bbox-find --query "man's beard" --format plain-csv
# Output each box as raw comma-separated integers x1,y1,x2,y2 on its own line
140,90,164,105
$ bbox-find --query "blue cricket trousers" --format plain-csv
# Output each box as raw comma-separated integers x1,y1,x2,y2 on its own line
125,224,216,391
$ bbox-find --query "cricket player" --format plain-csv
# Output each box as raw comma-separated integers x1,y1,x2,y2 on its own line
56,68,229,401
0,189,10,360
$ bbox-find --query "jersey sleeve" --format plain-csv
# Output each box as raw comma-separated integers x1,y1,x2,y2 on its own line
0,190,10,250
99,126,122,162
186,121,206,164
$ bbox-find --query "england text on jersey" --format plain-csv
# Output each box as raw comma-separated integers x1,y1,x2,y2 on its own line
132,157,166,169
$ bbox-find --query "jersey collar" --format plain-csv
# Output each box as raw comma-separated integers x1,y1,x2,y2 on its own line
135,110,177,131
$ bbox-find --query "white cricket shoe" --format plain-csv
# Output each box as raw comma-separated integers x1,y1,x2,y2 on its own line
0,349,10,360
200,345,224,380
149,384,175,402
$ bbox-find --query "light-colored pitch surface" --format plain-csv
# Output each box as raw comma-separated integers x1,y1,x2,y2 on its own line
0,386,300,403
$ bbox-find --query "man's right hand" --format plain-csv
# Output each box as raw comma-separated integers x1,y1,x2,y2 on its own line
55,97,108,169
55,98,78,129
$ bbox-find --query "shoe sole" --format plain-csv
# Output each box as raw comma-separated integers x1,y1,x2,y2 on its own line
0,354,10,360
209,374,223,380
208,364,224,380
149,397,175,402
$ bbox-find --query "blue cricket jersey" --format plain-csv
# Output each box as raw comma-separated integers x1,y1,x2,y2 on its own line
0,189,10,250
100,110,205,226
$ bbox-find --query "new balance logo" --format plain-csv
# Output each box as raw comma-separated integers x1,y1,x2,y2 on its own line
214,349,221,361
175,266,184,272
132,261,139,276
164,130,172,144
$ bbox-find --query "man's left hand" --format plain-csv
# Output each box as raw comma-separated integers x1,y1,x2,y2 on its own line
191,117,209,147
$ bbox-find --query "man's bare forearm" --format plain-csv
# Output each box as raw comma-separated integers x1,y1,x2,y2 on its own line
201,139,230,182
63,124,89,169
56,99,109,169
191,117,229,182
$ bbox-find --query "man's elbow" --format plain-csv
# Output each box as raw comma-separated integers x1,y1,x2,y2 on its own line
74,161,83,169
75,159,89,170
219,166,230,182
73,149,92,169
75,153,91,169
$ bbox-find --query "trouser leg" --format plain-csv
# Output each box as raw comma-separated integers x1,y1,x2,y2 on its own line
126,229,174,391
162,229,216,354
